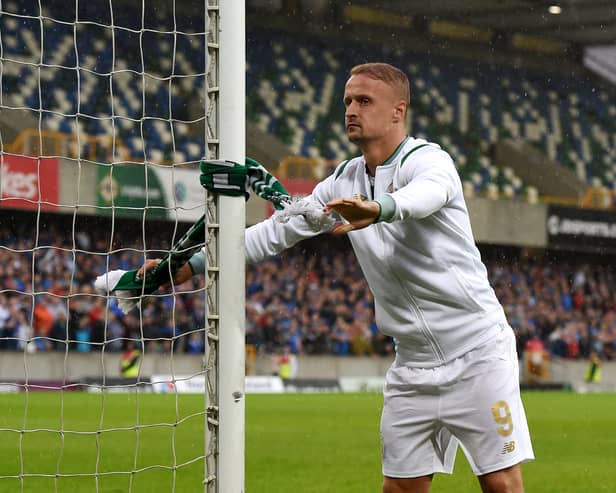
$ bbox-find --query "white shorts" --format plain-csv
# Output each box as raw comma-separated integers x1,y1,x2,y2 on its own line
381,325,534,478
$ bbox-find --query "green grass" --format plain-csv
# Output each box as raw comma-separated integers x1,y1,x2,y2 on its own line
247,392,616,493
0,392,206,493
0,392,614,492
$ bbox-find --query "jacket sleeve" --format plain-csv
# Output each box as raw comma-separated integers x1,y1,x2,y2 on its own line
387,147,460,220
245,173,337,264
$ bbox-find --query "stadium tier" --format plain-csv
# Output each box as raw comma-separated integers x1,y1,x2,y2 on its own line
3,2,616,192
1,0,205,163
246,29,616,193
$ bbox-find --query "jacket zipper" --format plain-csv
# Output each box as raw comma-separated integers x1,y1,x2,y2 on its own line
381,235,446,363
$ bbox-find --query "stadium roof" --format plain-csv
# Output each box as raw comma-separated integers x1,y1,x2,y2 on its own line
357,0,616,46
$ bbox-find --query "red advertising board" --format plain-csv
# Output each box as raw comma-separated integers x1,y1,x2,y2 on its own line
282,178,317,197
0,155,59,210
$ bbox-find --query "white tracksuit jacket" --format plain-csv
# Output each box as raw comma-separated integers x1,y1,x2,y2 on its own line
245,136,507,367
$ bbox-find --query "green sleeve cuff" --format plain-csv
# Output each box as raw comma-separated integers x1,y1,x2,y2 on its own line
374,195,397,222
188,248,206,275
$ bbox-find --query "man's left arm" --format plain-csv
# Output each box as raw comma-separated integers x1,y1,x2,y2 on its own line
385,147,458,221
327,147,458,232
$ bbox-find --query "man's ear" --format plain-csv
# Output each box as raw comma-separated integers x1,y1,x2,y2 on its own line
393,100,407,122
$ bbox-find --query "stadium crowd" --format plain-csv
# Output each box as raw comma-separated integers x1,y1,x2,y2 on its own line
1,217,615,361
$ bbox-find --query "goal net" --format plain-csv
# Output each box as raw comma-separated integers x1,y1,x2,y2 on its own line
0,1,245,492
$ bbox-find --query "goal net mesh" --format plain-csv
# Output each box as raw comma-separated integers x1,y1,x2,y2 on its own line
0,0,223,491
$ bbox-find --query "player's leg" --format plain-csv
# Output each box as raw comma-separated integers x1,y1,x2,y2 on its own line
380,362,458,492
443,326,533,488
383,474,433,493
477,463,524,493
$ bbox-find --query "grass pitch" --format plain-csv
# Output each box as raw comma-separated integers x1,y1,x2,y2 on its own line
0,391,614,492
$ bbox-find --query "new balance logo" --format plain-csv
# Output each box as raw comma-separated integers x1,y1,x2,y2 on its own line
501,441,516,454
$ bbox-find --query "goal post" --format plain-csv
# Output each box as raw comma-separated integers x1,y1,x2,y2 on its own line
205,1,246,492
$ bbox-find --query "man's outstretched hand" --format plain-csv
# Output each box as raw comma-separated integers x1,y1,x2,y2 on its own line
136,259,193,289
325,198,380,235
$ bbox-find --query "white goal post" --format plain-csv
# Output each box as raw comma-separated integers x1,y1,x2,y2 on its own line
205,1,246,492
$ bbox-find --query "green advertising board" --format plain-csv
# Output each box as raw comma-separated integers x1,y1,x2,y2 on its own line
97,163,205,220
97,164,169,218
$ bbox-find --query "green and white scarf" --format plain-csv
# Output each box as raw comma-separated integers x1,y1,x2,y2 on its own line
94,157,291,313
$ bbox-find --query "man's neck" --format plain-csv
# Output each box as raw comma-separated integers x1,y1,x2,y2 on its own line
362,133,407,176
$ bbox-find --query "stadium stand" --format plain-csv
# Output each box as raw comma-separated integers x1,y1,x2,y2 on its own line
1,215,614,361
1,0,204,163
3,0,615,195
246,29,616,194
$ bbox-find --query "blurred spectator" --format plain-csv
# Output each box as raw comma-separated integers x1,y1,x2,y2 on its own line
584,352,602,383
186,332,205,354
75,317,92,352
286,320,303,355
32,298,54,351
524,332,548,383
331,317,350,356
275,346,297,381
120,340,141,378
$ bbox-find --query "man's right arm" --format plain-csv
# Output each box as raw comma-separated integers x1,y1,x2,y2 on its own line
245,170,340,263
190,162,345,269
189,203,332,268
245,213,325,264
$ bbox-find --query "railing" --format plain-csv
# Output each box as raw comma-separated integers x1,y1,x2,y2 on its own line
6,128,132,162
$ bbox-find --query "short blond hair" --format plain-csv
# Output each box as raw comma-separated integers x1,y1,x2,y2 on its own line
350,63,410,107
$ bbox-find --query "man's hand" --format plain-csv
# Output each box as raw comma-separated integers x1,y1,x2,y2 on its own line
325,198,380,235
136,259,193,289
136,259,162,279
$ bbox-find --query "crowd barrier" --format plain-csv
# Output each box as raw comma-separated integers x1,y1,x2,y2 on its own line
0,375,576,394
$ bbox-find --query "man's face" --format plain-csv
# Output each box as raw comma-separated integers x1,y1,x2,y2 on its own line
343,73,404,145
